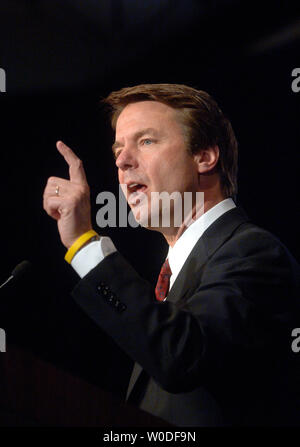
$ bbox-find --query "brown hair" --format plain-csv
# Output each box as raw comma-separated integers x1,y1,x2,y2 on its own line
103,83,238,198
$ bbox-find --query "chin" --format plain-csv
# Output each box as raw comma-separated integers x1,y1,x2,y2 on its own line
133,208,150,228
131,206,160,230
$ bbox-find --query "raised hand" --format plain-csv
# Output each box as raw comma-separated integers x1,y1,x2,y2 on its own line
43,141,93,249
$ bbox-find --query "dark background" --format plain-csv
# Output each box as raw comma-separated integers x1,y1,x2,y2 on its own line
0,1,299,399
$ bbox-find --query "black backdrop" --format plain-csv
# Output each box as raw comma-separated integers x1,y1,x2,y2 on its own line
0,1,299,399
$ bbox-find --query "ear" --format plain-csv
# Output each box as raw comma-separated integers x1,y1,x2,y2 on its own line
193,145,219,174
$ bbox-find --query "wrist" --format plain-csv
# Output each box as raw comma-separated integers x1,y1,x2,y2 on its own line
64,230,100,264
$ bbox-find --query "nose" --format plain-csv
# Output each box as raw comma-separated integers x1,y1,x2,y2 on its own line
115,144,138,171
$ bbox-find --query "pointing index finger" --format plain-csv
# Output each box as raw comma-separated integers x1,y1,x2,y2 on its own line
56,140,87,184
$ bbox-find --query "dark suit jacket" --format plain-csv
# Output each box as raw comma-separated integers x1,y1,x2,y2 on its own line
72,207,300,426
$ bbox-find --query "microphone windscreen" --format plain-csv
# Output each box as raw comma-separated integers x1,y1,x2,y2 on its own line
11,260,32,279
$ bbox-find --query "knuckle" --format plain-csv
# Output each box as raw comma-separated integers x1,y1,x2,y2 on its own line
43,194,49,205
43,184,50,195
75,159,83,170
73,184,87,197
47,176,56,185
79,185,88,195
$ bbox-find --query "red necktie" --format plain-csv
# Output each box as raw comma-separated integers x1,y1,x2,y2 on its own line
155,259,172,301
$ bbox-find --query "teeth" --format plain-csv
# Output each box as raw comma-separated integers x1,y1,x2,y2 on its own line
129,183,138,188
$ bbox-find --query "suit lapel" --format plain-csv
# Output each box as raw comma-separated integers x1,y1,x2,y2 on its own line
127,206,249,401
167,206,249,304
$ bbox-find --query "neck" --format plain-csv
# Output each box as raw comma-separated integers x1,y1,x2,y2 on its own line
162,194,226,247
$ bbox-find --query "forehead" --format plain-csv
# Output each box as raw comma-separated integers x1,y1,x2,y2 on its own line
115,101,182,134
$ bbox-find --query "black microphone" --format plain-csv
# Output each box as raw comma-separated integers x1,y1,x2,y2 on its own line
0,260,32,289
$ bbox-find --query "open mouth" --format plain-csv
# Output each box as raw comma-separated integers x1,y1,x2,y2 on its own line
127,183,148,205
128,183,147,193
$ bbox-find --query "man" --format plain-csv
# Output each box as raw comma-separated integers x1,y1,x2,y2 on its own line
43,84,300,426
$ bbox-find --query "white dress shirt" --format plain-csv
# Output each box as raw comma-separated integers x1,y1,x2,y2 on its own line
167,198,236,290
71,198,236,283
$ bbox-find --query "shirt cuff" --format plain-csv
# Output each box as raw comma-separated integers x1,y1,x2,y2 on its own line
71,236,117,278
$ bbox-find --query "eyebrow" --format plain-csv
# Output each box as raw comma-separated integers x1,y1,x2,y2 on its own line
112,128,159,154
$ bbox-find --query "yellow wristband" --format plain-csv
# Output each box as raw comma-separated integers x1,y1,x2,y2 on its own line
64,230,99,264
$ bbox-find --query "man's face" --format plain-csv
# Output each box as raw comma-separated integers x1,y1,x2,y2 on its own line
114,101,201,229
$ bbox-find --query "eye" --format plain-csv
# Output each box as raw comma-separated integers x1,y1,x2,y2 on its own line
141,138,153,145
